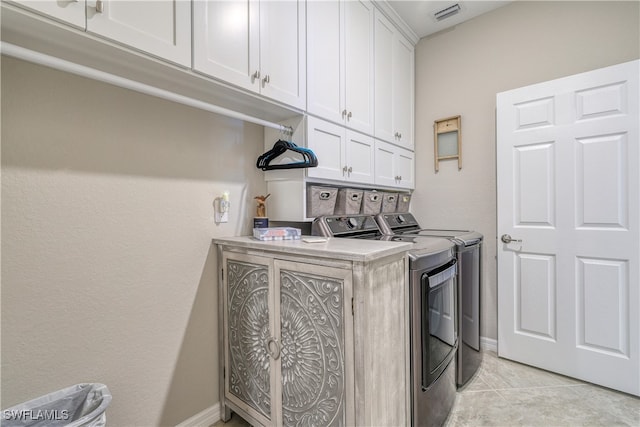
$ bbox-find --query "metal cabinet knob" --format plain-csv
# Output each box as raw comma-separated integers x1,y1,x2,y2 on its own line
265,337,280,359
95,0,104,13
252,70,260,82
342,110,347,119
262,75,270,85
347,166,353,175
501,234,522,244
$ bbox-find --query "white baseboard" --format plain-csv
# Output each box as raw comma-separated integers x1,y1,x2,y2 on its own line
480,336,498,353
176,403,220,427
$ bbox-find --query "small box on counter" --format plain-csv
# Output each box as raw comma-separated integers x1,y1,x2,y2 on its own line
253,227,302,241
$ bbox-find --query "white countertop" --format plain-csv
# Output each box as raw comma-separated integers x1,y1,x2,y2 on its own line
213,236,413,262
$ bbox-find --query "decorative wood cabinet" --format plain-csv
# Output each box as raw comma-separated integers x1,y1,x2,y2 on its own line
221,251,354,426
193,0,306,109
217,238,411,427
8,0,191,67
307,0,375,134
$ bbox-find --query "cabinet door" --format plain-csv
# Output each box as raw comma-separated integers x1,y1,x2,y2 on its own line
346,130,375,184
193,0,259,91
86,0,190,67
260,0,306,109
7,0,85,28
307,116,347,181
374,139,415,189
223,253,277,426
395,145,415,189
374,139,397,187
306,0,343,123
392,33,415,149
275,260,353,427
344,0,374,134
374,9,395,143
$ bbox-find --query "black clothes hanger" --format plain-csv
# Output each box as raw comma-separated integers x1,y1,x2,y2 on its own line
257,137,318,171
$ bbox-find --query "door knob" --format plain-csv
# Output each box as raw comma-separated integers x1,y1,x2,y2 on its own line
501,234,522,244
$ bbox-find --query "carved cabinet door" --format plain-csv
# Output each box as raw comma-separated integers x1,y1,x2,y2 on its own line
274,260,354,427
223,252,277,426
222,252,354,426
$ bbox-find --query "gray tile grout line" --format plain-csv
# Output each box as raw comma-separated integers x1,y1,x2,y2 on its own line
463,383,589,394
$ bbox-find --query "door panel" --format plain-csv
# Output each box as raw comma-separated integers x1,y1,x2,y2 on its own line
193,0,257,91
306,117,345,181
306,0,343,122
515,253,556,340
515,142,555,226
577,257,629,356
576,134,627,228
223,253,276,426
497,60,639,396
346,131,374,184
344,0,374,134
260,0,306,109
87,0,190,66
8,0,85,28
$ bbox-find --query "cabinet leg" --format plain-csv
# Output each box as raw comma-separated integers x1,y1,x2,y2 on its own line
220,402,231,422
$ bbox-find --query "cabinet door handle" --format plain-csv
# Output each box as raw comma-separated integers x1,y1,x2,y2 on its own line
262,75,270,86
347,166,353,176
95,0,103,13
342,110,347,119
251,70,260,82
347,111,352,120
265,337,281,359
342,165,348,175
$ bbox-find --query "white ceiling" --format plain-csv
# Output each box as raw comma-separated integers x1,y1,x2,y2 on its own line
386,0,513,39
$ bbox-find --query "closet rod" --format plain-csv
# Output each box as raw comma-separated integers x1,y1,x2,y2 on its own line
1,42,294,134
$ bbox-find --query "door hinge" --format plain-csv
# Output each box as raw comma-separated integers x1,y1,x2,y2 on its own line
221,268,224,280
351,297,354,315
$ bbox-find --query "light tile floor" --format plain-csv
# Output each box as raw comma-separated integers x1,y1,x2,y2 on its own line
446,351,639,426
214,351,640,426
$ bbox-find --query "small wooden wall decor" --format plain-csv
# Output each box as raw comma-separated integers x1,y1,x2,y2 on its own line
434,115,462,172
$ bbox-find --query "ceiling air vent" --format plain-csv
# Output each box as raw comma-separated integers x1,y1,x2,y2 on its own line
433,3,462,21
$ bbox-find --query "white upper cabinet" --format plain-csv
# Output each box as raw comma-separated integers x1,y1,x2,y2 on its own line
374,9,414,149
192,0,258,92
307,116,375,185
8,0,191,67
193,0,306,110
7,0,85,28
87,0,191,67
307,0,374,135
374,139,414,189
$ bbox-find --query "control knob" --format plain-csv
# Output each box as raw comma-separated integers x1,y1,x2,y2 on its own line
347,217,358,229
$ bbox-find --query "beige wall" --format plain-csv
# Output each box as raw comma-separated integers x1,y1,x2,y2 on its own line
2,1,639,424
1,57,266,425
414,1,639,341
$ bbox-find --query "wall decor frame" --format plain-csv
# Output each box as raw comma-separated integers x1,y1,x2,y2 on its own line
434,115,461,172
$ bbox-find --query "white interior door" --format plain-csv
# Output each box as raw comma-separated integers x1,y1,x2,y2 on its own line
497,60,639,396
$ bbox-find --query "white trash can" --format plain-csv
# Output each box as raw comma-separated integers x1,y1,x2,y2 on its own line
2,383,111,427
